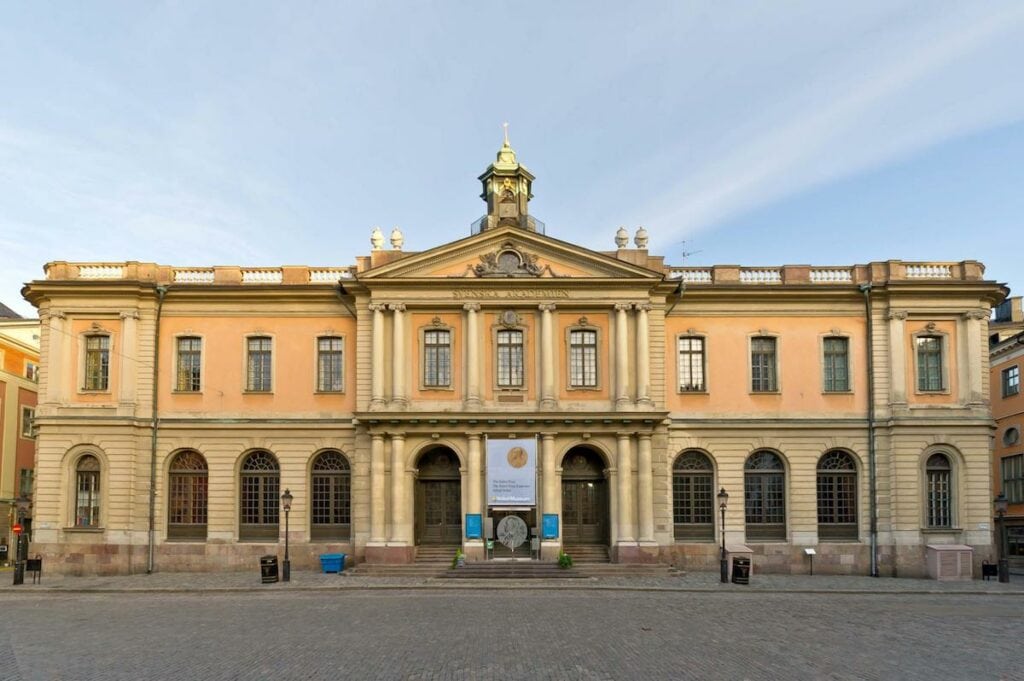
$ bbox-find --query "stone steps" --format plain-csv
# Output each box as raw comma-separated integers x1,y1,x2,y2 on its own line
440,562,587,579
563,544,610,563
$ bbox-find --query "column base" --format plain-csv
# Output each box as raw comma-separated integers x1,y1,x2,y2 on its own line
463,540,485,562
369,399,386,411
540,541,563,562
390,398,409,411
634,398,654,408
464,397,482,410
364,544,415,564
615,398,633,410
539,398,557,410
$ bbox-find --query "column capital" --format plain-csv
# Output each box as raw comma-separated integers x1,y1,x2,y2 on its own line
467,432,483,441
616,431,634,440
371,432,386,442
637,432,653,441
462,303,481,312
614,303,632,312
388,303,407,312
634,303,652,312
368,303,387,312
887,310,908,321
40,310,66,321
119,310,140,320
540,432,557,441
964,309,988,321
538,303,557,312
388,433,406,442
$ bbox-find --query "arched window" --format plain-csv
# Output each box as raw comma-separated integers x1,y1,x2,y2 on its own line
817,451,857,540
744,451,786,540
75,454,101,528
926,453,953,528
168,451,208,540
673,451,714,540
311,451,351,541
239,451,280,540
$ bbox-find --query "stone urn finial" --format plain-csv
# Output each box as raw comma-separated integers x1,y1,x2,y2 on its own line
390,227,404,250
634,225,649,249
370,226,384,251
615,226,629,248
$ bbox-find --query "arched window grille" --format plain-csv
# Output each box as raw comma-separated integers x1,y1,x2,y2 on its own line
75,454,101,528
168,450,208,540
672,451,714,540
817,451,857,540
311,451,351,540
926,453,953,528
239,450,280,540
744,451,786,540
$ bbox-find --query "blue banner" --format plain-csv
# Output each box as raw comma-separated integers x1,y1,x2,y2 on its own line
465,513,482,539
542,513,559,539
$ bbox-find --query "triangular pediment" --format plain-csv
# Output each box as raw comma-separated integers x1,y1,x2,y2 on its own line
358,226,662,281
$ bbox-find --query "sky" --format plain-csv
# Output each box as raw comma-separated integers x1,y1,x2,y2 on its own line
1,2,1023,317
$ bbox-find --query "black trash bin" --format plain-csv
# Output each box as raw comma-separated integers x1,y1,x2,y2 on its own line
731,557,751,585
260,555,279,584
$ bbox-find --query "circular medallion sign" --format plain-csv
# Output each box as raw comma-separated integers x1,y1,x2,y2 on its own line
496,515,529,549
506,446,528,469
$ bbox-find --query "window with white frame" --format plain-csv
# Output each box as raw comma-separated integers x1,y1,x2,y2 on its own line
569,329,598,388
246,337,272,392
925,453,953,527
677,336,706,392
1003,365,1020,398
25,361,39,381
823,337,850,392
175,337,202,392
317,336,344,392
84,335,110,390
423,329,451,388
75,455,101,527
20,406,34,438
916,336,944,392
750,337,777,392
496,329,524,388
1003,454,1023,504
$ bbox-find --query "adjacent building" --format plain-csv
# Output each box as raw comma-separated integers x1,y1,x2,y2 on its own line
991,324,1023,572
21,141,1007,577
0,305,40,560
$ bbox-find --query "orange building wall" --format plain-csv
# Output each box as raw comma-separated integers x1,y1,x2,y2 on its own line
664,316,869,417
2,343,35,376
992,350,1024,515
159,316,358,415
16,386,36,472
68,318,123,404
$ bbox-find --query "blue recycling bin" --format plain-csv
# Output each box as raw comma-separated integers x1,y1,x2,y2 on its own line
319,553,345,573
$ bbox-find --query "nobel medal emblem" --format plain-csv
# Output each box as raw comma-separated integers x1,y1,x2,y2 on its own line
507,446,528,469
496,515,529,549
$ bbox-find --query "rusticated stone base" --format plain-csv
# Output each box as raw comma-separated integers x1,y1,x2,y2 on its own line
363,545,415,564
613,543,661,564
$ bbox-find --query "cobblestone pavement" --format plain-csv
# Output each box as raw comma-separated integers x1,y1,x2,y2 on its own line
0,589,1021,681
1,566,1022,594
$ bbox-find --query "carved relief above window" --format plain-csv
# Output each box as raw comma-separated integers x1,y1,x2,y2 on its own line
475,242,542,277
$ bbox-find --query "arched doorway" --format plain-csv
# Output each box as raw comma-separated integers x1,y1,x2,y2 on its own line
415,447,462,545
561,446,609,545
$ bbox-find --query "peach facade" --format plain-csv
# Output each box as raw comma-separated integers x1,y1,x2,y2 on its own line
20,145,1008,577
991,330,1024,570
0,318,40,556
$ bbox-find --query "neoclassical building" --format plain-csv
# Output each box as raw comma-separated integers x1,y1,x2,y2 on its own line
22,140,1007,576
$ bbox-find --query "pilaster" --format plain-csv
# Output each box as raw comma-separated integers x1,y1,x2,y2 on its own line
539,303,557,409
463,304,482,408
389,304,408,408
635,303,652,407
614,303,631,409
369,304,386,409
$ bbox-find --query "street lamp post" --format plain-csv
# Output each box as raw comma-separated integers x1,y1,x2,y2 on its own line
281,488,293,583
718,487,729,583
995,493,1009,584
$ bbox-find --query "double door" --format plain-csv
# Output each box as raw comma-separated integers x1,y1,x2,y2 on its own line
417,480,462,544
561,479,608,544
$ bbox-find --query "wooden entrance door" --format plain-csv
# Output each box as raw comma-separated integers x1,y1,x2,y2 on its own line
418,480,462,544
561,447,609,545
415,447,462,545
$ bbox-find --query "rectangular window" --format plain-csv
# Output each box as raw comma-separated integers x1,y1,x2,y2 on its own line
823,337,850,392
1003,365,1020,398
677,336,706,392
750,337,777,392
18,469,33,497
916,336,944,392
175,337,202,392
246,337,273,392
317,336,344,392
25,362,39,381
84,335,110,390
569,329,598,388
20,406,34,438
1003,454,1024,504
423,330,451,388
497,329,524,387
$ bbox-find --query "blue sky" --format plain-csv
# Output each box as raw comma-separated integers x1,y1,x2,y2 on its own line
1,2,1022,317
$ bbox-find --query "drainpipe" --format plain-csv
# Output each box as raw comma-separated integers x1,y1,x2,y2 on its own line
147,285,168,574
860,283,879,578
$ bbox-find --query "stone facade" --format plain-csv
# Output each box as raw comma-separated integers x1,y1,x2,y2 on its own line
21,142,1007,576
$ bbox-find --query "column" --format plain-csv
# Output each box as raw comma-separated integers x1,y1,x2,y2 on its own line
467,433,483,518
369,433,386,543
539,303,557,409
119,311,138,407
614,303,631,408
965,310,987,404
616,432,635,543
887,310,908,405
635,303,652,406
389,304,407,408
42,311,66,404
637,434,655,543
463,303,481,408
541,432,560,559
369,304,386,409
389,434,409,544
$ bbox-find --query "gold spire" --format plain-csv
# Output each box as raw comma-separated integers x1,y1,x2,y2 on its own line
495,121,517,167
